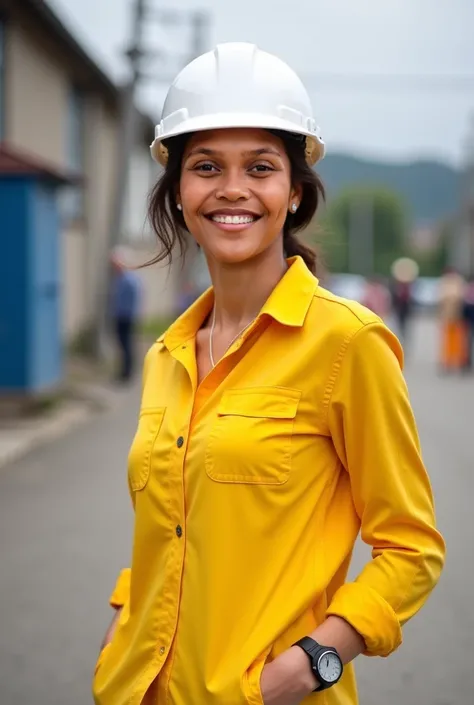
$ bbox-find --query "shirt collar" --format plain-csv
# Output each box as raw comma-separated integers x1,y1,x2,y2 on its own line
163,256,318,351
261,256,318,326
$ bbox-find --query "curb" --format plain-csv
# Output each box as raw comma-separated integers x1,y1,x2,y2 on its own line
0,385,129,470
0,404,90,470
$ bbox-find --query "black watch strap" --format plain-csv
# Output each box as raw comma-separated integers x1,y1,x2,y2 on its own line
295,636,321,660
293,636,342,692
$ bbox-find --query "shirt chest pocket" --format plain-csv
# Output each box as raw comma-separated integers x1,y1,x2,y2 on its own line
205,387,301,485
128,407,166,491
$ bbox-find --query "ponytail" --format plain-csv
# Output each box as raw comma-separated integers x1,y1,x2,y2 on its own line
283,232,318,274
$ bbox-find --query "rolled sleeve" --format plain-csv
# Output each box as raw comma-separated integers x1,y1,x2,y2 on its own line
326,320,446,657
109,568,131,609
327,582,402,656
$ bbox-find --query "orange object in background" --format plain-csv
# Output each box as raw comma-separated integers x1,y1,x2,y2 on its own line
440,320,468,370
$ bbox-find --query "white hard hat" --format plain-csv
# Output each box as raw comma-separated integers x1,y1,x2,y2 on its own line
150,42,325,167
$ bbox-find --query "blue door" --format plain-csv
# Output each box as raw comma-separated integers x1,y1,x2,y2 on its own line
29,182,62,391
0,179,29,390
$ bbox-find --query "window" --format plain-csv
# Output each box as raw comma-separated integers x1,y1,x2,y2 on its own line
60,85,85,221
67,86,84,171
0,18,5,139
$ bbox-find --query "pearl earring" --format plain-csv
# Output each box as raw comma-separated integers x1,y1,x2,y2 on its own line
177,203,182,211
291,203,298,213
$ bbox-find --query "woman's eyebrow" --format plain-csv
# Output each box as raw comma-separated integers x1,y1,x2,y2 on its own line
186,147,282,159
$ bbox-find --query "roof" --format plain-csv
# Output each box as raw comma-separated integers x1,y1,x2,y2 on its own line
0,142,78,183
1,0,155,139
15,0,118,101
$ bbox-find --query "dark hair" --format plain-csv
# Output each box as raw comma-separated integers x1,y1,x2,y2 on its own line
146,129,325,274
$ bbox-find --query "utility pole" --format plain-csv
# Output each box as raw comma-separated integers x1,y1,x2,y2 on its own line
189,11,209,59
464,114,474,276
93,0,146,359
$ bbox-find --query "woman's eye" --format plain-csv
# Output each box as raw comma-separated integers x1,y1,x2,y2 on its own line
250,164,274,173
194,163,218,173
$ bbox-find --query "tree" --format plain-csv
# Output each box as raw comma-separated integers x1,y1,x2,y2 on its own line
315,186,410,276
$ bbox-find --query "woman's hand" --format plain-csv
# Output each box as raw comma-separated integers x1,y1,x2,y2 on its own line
260,646,316,705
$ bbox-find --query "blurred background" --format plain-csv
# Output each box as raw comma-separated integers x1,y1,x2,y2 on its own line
0,1,472,704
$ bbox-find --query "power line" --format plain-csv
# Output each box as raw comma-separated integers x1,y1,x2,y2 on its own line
300,72,474,93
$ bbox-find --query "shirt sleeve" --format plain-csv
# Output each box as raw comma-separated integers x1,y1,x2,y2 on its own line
109,568,131,609
325,321,445,657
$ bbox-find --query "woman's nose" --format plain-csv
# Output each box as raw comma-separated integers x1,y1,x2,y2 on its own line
215,171,251,201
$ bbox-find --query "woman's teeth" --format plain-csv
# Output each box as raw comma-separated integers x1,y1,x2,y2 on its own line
211,215,256,224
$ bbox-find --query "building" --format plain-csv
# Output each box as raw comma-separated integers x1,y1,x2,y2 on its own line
0,0,179,347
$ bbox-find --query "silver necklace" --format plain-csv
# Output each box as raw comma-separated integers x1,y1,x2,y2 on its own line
209,307,255,368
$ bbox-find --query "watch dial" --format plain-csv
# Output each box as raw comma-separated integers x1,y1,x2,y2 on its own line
318,651,342,683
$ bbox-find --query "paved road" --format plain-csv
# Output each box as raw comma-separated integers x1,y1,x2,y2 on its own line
0,316,471,705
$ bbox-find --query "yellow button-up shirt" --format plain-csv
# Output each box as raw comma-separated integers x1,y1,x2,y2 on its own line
93,257,445,705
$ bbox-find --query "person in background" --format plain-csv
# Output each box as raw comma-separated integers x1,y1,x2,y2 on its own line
390,275,414,345
389,258,419,350
361,276,391,319
109,248,142,383
438,267,467,374
463,275,474,370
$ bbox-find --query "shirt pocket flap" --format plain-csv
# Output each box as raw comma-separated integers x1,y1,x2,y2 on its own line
128,407,166,491
218,387,301,419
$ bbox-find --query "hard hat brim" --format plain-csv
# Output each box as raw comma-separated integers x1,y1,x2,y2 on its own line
150,112,325,167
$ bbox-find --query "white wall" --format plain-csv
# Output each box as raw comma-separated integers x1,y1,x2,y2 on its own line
5,22,67,165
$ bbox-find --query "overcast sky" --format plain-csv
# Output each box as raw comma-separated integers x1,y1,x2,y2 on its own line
49,0,474,167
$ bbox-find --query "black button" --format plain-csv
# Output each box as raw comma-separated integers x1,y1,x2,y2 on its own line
177,436,184,448
176,525,183,538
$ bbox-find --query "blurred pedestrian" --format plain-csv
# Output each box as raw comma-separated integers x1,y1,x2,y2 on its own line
361,276,391,319
109,248,142,383
389,257,418,347
93,43,444,705
463,275,474,370
438,267,467,373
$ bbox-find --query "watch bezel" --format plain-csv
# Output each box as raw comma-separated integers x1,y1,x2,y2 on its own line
315,649,343,686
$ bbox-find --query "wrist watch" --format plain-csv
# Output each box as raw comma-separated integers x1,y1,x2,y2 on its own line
293,636,343,692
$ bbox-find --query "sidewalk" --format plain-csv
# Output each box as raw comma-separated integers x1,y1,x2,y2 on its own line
0,353,141,471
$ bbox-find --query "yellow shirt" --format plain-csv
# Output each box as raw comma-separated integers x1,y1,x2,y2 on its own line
93,257,445,705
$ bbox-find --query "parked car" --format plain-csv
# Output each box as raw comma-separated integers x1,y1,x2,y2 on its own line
411,277,440,310
326,274,367,303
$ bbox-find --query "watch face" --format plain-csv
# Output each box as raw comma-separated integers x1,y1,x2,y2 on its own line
317,651,342,684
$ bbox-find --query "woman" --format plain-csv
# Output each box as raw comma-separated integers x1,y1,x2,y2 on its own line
93,43,445,705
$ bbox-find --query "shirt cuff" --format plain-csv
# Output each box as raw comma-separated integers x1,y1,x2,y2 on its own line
326,582,403,657
109,568,131,609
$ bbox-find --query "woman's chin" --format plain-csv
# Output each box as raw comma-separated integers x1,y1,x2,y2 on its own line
207,242,263,266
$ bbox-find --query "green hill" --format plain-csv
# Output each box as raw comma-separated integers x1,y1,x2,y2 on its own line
318,153,461,225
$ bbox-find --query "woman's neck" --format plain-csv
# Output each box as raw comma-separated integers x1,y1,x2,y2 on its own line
207,244,288,329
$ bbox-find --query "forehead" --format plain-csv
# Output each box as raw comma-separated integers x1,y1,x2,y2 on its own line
184,128,286,157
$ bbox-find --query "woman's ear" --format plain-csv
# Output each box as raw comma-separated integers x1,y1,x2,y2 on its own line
289,183,303,211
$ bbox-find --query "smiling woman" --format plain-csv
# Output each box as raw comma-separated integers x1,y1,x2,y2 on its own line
92,42,445,705
147,127,324,273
